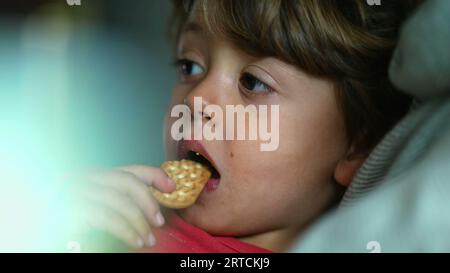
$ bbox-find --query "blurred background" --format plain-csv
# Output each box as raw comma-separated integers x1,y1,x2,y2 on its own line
0,0,175,251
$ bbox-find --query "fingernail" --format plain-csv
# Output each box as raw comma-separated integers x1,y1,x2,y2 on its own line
155,211,165,226
147,233,156,247
136,238,144,248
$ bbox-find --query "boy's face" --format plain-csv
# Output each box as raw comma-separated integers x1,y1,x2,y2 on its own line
164,17,350,240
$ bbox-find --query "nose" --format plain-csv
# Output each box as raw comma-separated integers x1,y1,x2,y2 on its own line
183,97,211,121
184,75,224,122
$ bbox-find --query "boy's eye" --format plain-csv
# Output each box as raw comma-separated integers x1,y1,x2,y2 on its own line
239,73,272,94
176,59,204,77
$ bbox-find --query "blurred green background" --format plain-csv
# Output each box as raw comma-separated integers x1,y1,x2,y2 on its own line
1,0,174,169
0,0,175,251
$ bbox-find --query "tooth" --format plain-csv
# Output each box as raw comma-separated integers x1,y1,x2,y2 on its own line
196,152,200,156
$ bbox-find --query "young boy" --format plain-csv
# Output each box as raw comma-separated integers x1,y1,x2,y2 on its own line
74,0,415,252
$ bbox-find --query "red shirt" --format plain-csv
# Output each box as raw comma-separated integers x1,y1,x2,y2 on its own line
141,213,271,253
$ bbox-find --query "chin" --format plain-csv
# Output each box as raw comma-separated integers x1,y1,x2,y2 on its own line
178,207,234,235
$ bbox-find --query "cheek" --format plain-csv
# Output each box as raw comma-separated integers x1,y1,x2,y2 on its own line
227,143,304,196
222,141,269,182
222,98,347,202
224,143,302,203
216,147,311,232
278,94,348,174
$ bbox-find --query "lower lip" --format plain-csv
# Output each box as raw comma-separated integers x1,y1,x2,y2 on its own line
204,177,220,192
195,177,220,205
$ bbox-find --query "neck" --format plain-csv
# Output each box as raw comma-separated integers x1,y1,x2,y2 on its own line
238,226,303,252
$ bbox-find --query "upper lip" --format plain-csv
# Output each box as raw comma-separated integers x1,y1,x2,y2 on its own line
177,139,219,173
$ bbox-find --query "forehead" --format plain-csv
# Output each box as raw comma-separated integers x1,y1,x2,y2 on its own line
179,2,230,41
180,4,210,37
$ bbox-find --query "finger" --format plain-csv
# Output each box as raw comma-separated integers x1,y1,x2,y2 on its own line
83,186,156,247
88,171,166,227
85,204,146,249
120,165,176,192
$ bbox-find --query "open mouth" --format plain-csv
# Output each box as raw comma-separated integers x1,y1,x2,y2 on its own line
186,150,221,180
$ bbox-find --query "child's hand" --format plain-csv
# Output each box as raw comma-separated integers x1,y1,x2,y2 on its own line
72,165,176,249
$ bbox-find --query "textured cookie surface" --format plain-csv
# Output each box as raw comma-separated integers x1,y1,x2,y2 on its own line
150,159,211,209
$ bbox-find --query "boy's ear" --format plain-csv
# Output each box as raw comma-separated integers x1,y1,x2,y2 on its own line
334,144,367,187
